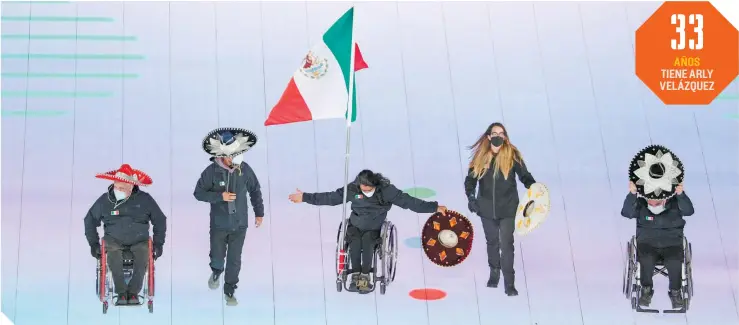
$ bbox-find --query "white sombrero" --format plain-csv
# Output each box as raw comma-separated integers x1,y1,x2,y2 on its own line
515,183,550,236
201,127,258,158
95,164,152,186
629,145,684,200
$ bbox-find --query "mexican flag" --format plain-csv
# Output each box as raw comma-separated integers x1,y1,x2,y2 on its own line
265,7,368,126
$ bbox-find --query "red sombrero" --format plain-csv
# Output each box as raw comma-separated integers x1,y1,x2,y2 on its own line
95,164,152,186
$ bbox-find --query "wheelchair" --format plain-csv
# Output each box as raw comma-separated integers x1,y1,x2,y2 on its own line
96,238,156,314
622,235,693,313
334,219,398,294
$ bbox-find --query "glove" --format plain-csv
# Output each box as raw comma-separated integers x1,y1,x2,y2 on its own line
90,244,101,259
153,245,163,260
467,198,479,214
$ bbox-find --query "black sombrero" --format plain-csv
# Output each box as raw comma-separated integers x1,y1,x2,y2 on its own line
202,127,258,158
629,145,684,200
421,210,474,267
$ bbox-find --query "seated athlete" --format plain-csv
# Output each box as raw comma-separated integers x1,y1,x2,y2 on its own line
288,170,447,293
84,164,167,306
621,181,694,309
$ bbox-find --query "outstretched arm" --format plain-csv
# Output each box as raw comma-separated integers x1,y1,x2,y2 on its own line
84,196,104,247
385,184,438,213
303,187,348,206
676,192,695,216
464,168,478,200
193,167,222,203
620,193,641,219
515,160,536,189
243,165,265,217
145,194,167,247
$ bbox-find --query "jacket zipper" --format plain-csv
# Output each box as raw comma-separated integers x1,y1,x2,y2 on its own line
492,171,497,219
226,172,234,229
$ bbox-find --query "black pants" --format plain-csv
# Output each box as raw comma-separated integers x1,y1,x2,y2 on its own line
480,217,516,285
637,242,683,290
106,239,149,295
346,224,380,274
209,228,247,287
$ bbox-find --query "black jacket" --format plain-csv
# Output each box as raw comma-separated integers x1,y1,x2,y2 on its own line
621,192,695,248
464,157,536,219
303,182,438,231
84,185,167,248
193,161,265,230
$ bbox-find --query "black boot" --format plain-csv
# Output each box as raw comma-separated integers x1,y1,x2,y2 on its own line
486,268,500,288
114,292,128,306
668,289,684,309
504,285,518,296
224,283,238,306
638,286,653,307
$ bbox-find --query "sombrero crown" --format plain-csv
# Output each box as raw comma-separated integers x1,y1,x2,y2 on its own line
202,127,258,158
95,163,152,186
629,145,684,200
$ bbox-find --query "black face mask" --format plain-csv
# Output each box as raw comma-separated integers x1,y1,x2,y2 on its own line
490,136,504,147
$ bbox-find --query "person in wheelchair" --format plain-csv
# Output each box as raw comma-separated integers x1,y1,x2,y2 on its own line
289,169,447,293
621,181,694,309
84,164,167,306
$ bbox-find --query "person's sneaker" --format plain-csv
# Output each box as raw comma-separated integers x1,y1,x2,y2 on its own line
504,285,518,297
208,269,223,290
348,273,360,292
224,283,238,306
668,289,684,309
638,286,654,307
128,293,140,305
114,293,128,306
487,268,501,288
357,273,372,294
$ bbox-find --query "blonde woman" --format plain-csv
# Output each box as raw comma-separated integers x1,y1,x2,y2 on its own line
464,122,536,296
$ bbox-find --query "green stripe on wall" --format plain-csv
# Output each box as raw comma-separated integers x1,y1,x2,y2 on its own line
1,16,114,22
2,72,138,78
2,91,112,98
2,53,144,60
2,110,67,117
2,34,136,41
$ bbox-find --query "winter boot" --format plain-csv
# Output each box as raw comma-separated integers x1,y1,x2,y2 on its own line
114,292,128,306
208,268,223,290
638,286,653,307
504,285,519,296
348,273,360,292
487,267,501,288
357,273,372,294
668,289,684,309
128,293,140,305
224,283,238,306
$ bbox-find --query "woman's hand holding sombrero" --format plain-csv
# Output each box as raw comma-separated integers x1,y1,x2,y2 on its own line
436,205,448,215
629,181,637,195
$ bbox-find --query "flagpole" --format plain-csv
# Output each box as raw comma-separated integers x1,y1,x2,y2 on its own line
339,7,356,250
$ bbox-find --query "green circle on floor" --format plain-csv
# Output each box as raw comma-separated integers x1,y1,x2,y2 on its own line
403,187,436,199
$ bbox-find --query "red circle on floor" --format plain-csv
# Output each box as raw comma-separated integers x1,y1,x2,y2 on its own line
408,288,447,301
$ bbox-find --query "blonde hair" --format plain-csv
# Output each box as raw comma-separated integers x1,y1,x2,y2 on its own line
468,123,523,180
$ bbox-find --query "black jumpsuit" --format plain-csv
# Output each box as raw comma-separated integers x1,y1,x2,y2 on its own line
464,157,536,287
303,182,438,274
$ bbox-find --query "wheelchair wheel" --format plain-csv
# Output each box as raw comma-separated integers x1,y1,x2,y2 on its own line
336,279,343,293
380,282,386,295
96,259,101,297
624,241,635,298
335,221,348,277
383,222,398,284
148,300,153,313
687,243,694,297
102,301,108,314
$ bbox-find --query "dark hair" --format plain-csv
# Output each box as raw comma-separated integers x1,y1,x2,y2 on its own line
355,169,390,187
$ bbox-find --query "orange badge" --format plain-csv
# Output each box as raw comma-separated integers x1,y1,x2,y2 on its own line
635,1,738,105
